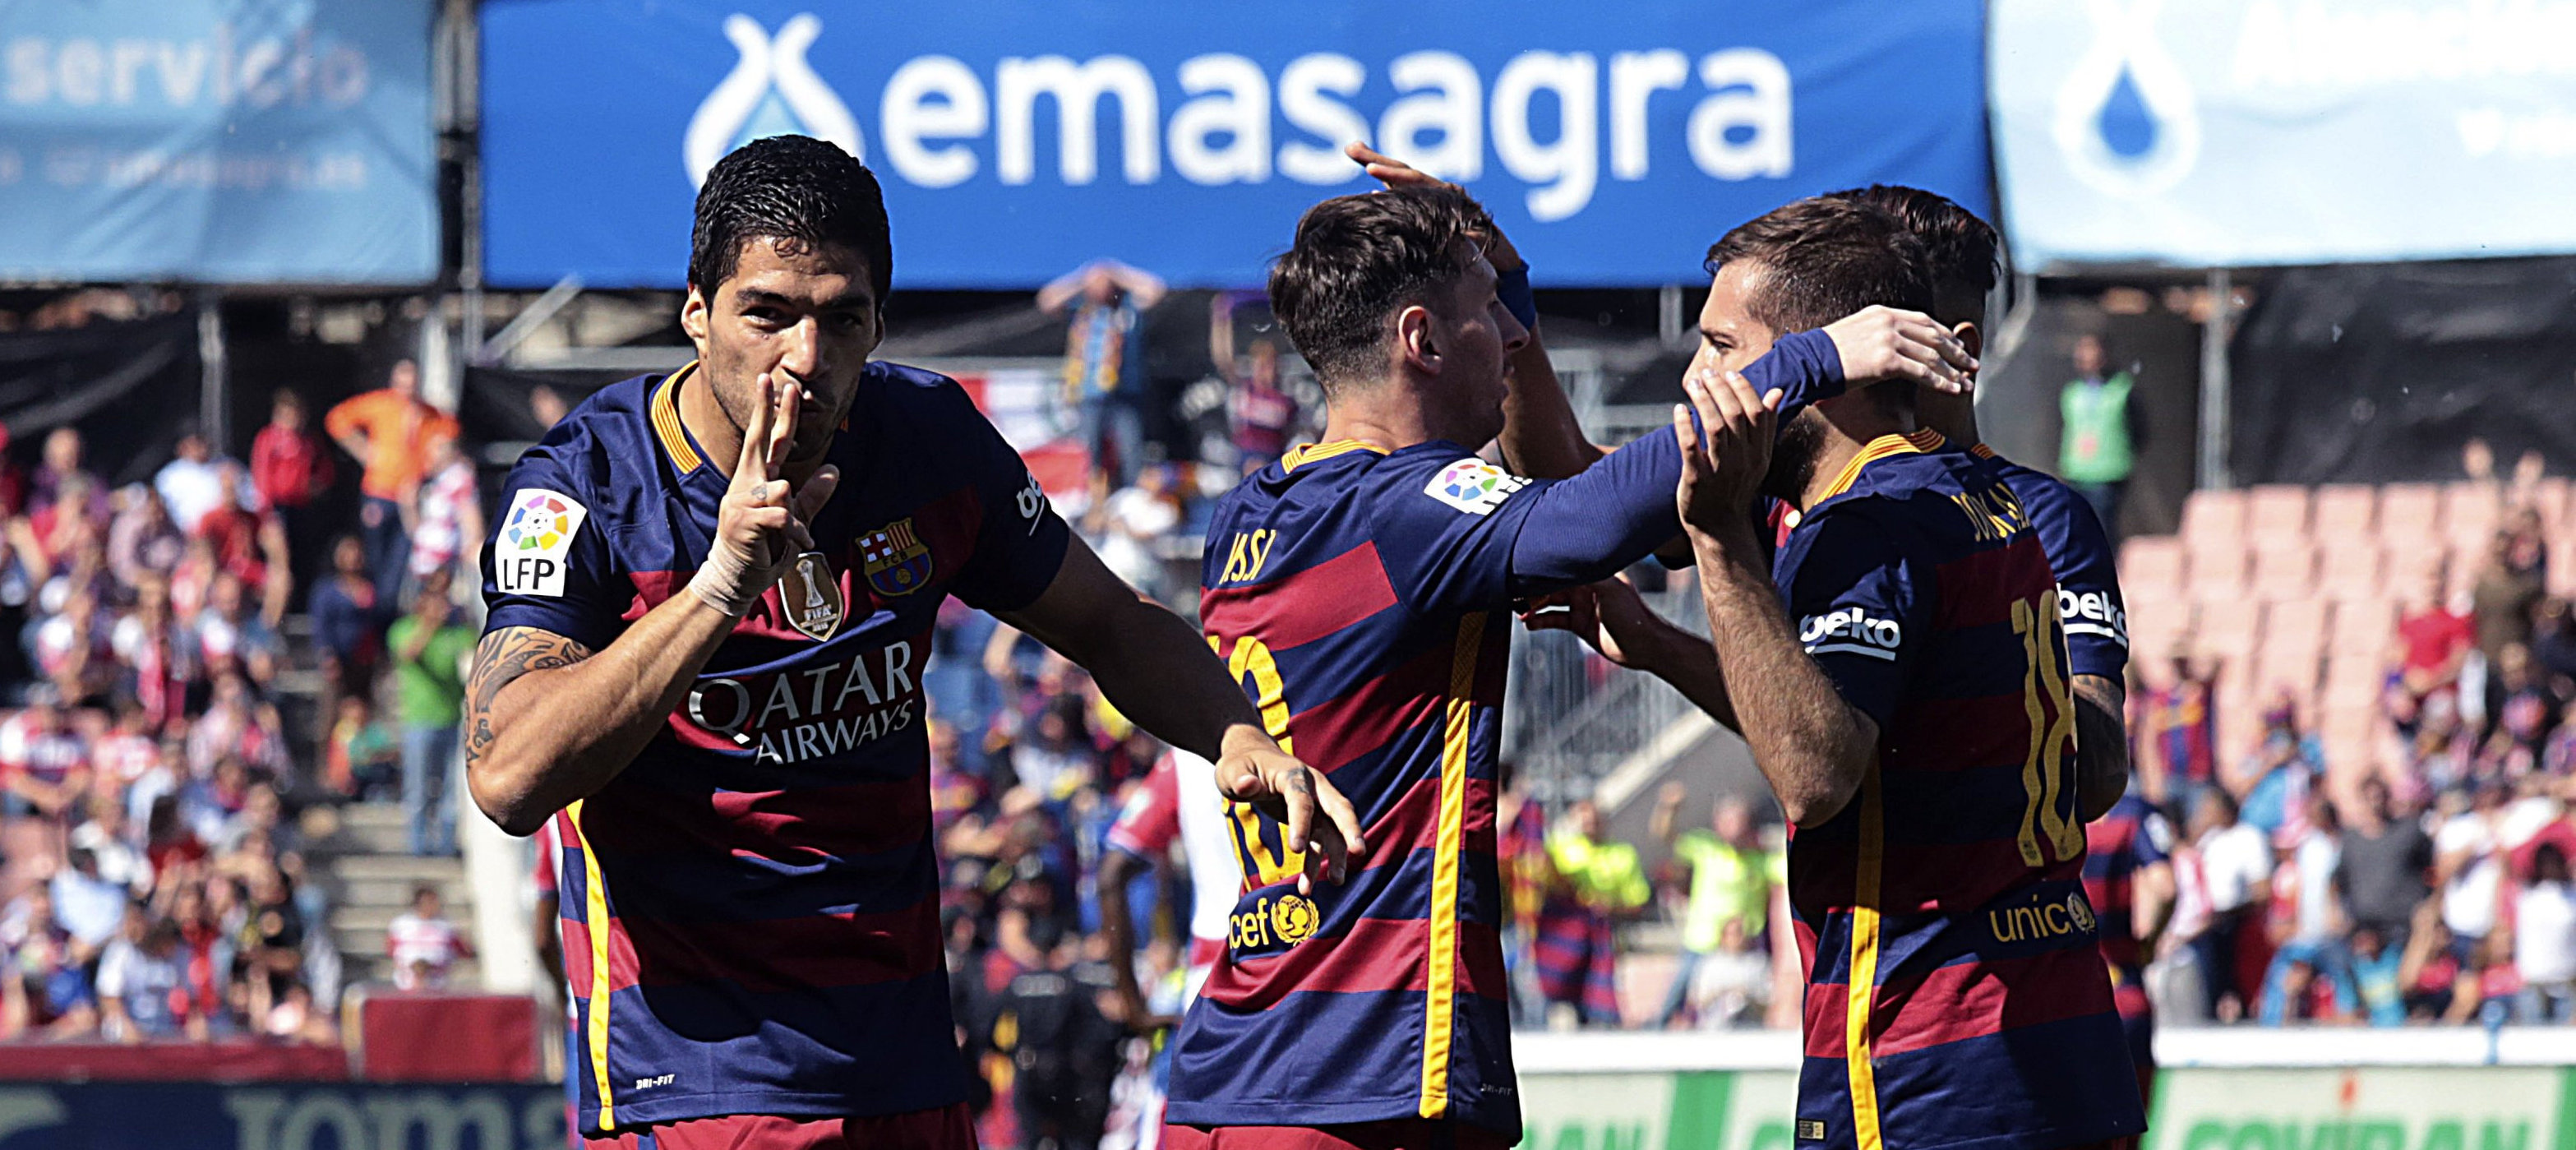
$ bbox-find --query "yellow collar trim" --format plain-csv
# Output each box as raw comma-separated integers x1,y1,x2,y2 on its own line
651,362,706,474
1818,429,1945,501
1281,439,1390,472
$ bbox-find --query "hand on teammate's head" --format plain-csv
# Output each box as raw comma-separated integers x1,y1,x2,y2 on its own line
1673,368,1780,538
1342,141,1523,273
1821,305,1977,394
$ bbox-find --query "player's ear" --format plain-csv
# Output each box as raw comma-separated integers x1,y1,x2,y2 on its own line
1396,303,1438,376
1952,321,1983,368
681,286,711,347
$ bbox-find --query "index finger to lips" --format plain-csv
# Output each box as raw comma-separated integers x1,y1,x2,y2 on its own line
766,378,801,479
737,372,777,482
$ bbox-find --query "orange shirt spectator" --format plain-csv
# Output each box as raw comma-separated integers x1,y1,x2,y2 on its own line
325,360,458,501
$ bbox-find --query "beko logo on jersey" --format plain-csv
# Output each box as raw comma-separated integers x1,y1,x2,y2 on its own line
686,640,920,764
1015,471,1049,532
1799,607,1900,661
494,489,587,597
2058,588,2129,648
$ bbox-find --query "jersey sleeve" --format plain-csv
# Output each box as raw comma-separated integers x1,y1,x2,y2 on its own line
478,441,625,652
1738,329,1845,423
1772,506,1932,730
941,388,1075,614
1370,432,1683,614
1106,757,1183,861
2016,468,2129,680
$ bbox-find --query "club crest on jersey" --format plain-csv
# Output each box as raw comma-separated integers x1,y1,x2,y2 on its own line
778,552,845,641
1424,458,1527,515
495,488,587,598
860,518,933,597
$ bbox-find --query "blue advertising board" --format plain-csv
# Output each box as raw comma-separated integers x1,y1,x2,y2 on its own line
481,0,1990,289
0,0,438,285
1992,0,2576,269
0,1081,562,1149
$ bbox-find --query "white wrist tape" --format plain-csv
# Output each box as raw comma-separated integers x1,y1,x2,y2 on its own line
687,549,763,617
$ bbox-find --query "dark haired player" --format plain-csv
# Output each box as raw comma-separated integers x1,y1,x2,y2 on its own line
1161,176,1967,1150
464,135,1364,1150
1625,197,2141,1150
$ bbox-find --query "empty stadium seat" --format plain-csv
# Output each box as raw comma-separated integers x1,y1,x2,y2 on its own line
2248,543,2320,602
2329,598,2398,654
2186,538,2251,602
2196,598,2264,660
2117,536,2186,598
2533,478,2572,532
2246,484,2313,538
2315,540,2388,603
2321,653,2385,709
2181,488,2249,544
2311,484,2378,540
2378,484,2440,542
2444,482,2503,552
2555,538,2576,598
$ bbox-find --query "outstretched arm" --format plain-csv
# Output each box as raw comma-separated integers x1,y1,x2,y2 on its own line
996,538,1364,891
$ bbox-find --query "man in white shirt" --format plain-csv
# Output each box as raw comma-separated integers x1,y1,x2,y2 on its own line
2189,789,2272,1019
2517,843,2576,1022
385,884,473,991
2435,783,2509,956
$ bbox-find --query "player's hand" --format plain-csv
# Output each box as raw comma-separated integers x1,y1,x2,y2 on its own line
689,372,841,616
1522,575,1670,672
1214,728,1366,894
1674,367,1777,537
1344,141,1524,273
1821,306,1976,394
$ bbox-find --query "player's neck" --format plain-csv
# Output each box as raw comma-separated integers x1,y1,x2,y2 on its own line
1316,397,1436,455
1794,412,1916,511
1919,390,1981,447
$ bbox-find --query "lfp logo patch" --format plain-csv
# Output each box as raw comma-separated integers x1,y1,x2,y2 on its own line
1424,458,1528,515
496,489,588,597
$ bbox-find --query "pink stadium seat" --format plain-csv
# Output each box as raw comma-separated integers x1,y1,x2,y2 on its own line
2444,483,2503,552
2181,489,2249,545
2554,538,2576,598
2245,485,2313,540
2248,544,2320,603
2186,538,2250,602
2311,485,2378,541
2196,598,2263,661
2118,536,2186,598
2377,484,2441,543
2322,653,2386,709
2329,598,2398,655
2315,539,2388,603
2126,602,2193,668
2532,478,2571,532
2320,705,2384,774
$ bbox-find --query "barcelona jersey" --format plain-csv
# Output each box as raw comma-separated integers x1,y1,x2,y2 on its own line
1776,432,2143,1150
2084,790,2172,1075
478,360,1070,1135
1965,445,2128,681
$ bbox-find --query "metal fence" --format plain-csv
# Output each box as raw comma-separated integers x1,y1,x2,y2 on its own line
1503,579,1712,803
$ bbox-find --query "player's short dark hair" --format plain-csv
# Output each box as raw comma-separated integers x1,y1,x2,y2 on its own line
690,136,893,300
1826,184,1998,322
1704,196,1937,336
1269,185,1495,395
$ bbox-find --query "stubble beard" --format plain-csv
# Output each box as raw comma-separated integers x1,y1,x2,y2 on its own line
1760,408,1827,506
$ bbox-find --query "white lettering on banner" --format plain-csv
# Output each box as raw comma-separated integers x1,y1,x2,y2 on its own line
2,26,372,110
996,55,1161,185
2231,0,2576,93
810,40,1798,215
227,1087,564,1150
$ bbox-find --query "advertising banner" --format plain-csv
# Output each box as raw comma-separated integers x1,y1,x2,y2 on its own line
1991,0,2576,269
480,0,1990,289
0,1082,563,1149
0,0,438,284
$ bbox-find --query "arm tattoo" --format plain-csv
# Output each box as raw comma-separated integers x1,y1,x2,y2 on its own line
464,628,593,770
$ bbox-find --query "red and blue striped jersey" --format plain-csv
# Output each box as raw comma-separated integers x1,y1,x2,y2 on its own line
1966,444,2129,681
478,361,1069,1136
1777,432,2143,1150
2084,792,2172,993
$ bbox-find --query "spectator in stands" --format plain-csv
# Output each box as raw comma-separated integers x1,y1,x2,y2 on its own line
1648,786,1780,1028
1535,799,1646,1028
1208,292,1299,473
2255,793,2347,1025
51,847,128,951
33,588,113,705
405,432,480,589
308,534,385,745
187,573,278,691
2483,643,2564,775
107,575,184,728
2345,926,2407,1026
28,428,102,524
2337,776,2434,949
106,487,184,591
2396,570,2475,727
97,901,197,1041
2230,695,2319,836
0,884,95,1038
154,429,232,536
2473,528,2547,733
2515,842,2576,1022
192,469,289,626
2057,332,2144,536
0,692,88,824
388,569,473,857
1087,464,1184,605
1039,261,1166,488
2142,644,2218,809
248,389,332,589
70,794,148,897
324,695,399,801
2433,783,2511,973
386,883,473,991
2533,598,2576,689
325,359,459,603
2185,788,2271,1021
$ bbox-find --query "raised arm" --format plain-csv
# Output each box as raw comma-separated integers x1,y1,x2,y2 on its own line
466,375,838,835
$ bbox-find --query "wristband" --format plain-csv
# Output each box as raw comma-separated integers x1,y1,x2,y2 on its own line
1496,264,1538,331
686,557,759,617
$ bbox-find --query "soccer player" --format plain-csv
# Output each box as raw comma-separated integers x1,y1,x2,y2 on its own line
464,136,1363,1150
1663,198,2143,1150
1160,182,1967,1150
1096,748,1244,1148
2083,786,2176,1126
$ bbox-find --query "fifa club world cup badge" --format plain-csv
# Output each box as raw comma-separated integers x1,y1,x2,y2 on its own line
779,551,845,641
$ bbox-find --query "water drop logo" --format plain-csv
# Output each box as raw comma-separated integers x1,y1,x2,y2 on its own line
686,13,865,188
2051,0,2200,197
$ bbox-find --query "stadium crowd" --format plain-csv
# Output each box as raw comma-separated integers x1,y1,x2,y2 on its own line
0,352,478,1045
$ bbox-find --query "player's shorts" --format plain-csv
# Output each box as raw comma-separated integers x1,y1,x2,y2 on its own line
1162,1119,1514,1150
579,1104,976,1150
